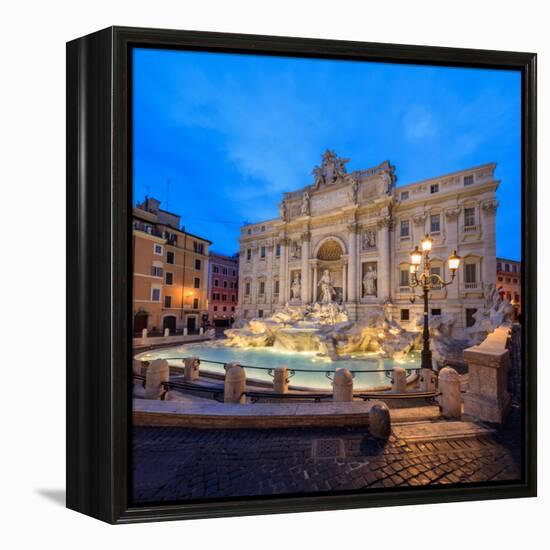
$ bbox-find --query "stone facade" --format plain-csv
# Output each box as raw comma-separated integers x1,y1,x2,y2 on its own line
207,252,239,326
237,151,499,337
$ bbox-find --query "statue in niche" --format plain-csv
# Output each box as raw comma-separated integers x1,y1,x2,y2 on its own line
301,191,311,216
318,269,336,304
363,264,378,297
379,169,393,195
362,229,377,250
291,274,301,300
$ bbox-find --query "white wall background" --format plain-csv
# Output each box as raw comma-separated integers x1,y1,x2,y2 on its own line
0,1,546,547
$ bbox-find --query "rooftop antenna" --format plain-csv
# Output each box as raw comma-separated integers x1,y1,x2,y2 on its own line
142,184,151,207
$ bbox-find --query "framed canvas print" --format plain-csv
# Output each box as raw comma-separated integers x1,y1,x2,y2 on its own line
66,26,537,524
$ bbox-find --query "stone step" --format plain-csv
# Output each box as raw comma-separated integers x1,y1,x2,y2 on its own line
393,420,495,443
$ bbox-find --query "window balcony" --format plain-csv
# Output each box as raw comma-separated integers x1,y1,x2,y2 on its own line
463,224,479,233
464,281,480,290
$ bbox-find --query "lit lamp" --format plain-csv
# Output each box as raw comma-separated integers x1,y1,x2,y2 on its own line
407,238,461,374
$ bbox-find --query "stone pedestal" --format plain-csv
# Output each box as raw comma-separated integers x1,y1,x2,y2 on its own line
333,368,353,402
420,368,437,392
144,359,169,400
369,402,391,439
164,328,170,337
438,367,461,419
392,366,407,392
183,357,200,382
273,367,289,394
141,328,148,339
463,330,511,423
224,363,246,404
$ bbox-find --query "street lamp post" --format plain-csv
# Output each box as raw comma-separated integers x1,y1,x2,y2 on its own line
408,235,461,374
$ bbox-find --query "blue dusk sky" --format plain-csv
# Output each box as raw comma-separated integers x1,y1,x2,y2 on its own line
133,48,521,260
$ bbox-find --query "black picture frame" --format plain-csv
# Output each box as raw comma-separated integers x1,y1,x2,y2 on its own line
66,26,537,524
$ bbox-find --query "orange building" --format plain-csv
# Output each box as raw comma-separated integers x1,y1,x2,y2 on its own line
496,257,521,318
132,197,211,335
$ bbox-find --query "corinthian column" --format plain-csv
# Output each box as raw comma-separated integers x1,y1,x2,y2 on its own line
278,237,288,305
377,216,392,302
347,223,359,302
301,231,311,305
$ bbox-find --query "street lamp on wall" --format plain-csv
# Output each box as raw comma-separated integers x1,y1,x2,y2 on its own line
408,235,461,373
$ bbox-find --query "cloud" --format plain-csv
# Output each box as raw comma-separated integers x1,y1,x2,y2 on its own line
402,105,438,142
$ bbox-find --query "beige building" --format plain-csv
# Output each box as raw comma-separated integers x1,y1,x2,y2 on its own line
237,150,499,336
497,258,521,317
132,197,211,334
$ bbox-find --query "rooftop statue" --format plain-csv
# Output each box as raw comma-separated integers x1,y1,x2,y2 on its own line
312,149,350,188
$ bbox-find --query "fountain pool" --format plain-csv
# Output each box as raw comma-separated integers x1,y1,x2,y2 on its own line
135,344,421,390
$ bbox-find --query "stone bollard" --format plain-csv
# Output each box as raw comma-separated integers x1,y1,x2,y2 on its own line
144,359,169,400
164,327,170,337
420,367,437,392
332,368,354,402
438,367,462,419
224,363,246,404
392,366,407,392
369,402,391,439
141,328,148,339
183,327,188,336
273,366,289,394
183,357,200,382
199,327,204,335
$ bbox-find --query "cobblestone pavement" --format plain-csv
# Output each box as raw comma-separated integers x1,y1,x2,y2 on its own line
132,411,522,503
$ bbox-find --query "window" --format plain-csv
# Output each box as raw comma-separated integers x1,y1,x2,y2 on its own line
232,307,235,312
223,306,227,312
164,296,172,308
274,280,280,294
258,309,264,318
223,267,228,275
151,265,163,277
400,309,410,321
400,269,409,287
498,276,503,282
194,277,200,289
260,246,266,258
505,263,510,272
400,220,410,238
247,228,252,235
213,305,218,312
513,278,518,284
222,294,227,301
232,295,236,302
154,243,163,255
245,282,250,295
195,258,201,270
464,263,476,283
497,262,502,271
466,308,477,327
193,298,199,309
232,269,236,276
246,248,251,261
165,272,173,285
430,183,439,194
261,225,266,232
213,265,220,274
506,278,511,283
464,174,474,186
194,241,204,254
431,308,442,316
430,214,441,233
151,288,161,302
167,251,175,264
464,207,475,227
512,264,517,273
223,280,228,288
430,266,441,287
259,281,265,295
275,243,281,257
400,191,409,201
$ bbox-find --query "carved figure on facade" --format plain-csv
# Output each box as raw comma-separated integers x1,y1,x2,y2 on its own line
290,240,301,259
318,269,336,304
301,191,311,216
445,206,461,220
290,274,301,300
279,201,287,221
362,229,377,250
312,149,350,188
348,174,360,204
363,264,378,297
481,199,499,213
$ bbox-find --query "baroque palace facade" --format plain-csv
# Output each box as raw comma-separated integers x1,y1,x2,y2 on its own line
237,150,499,336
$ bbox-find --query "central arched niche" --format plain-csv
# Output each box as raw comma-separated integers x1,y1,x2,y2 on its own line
316,238,344,261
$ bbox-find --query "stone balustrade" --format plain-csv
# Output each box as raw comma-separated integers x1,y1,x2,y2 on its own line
463,326,512,423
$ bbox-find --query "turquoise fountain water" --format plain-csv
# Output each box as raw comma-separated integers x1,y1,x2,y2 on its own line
135,344,420,390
